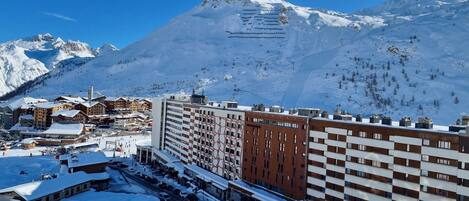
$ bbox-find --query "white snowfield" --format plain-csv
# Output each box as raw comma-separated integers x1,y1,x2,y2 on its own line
0,33,117,96
10,0,469,124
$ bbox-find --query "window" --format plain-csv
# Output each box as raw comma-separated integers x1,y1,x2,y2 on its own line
358,144,366,151
372,160,381,167
358,158,365,164
437,158,450,165
359,131,366,138
422,155,429,161
438,141,451,149
373,133,382,140
437,173,450,181
423,139,430,146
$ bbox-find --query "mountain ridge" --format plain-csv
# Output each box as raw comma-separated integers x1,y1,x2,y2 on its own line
5,0,468,124
0,33,118,96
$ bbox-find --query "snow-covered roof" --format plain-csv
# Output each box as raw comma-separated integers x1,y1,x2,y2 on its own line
78,101,103,108
20,138,38,144
43,123,84,135
51,110,82,118
9,123,38,133
229,180,287,201
55,96,86,104
154,150,180,164
0,171,109,201
63,151,109,168
4,97,47,110
136,140,152,147
34,102,64,109
185,164,229,190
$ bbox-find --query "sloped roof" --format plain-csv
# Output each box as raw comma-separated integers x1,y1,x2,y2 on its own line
51,110,82,118
5,97,47,110
63,151,109,168
34,102,64,109
55,96,86,104
0,171,109,201
43,123,84,135
78,102,104,108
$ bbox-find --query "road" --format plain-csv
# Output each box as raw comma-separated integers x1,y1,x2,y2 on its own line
119,168,184,201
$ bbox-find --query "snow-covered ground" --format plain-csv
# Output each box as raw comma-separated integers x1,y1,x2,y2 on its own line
0,156,59,189
13,0,468,124
0,133,150,158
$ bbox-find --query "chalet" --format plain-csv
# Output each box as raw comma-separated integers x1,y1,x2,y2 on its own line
54,96,86,105
19,138,37,149
129,99,140,112
139,99,152,112
51,110,88,124
28,123,86,146
104,97,130,113
59,151,109,173
0,171,110,201
0,97,47,129
33,102,73,130
74,102,106,116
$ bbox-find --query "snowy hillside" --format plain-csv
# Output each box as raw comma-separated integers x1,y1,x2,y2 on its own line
12,0,469,124
0,34,117,96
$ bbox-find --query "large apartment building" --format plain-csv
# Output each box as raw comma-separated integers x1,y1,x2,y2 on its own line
152,94,193,163
307,115,469,201
191,101,245,179
242,107,317,200
151,94,469,201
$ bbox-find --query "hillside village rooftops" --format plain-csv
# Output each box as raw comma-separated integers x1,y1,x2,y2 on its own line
78,102,103,108
3,97,47,110
51,110,82,118
56,96,86,104
43,123,84,136
34,102,64,109
0,171,109,201
62,151,109,168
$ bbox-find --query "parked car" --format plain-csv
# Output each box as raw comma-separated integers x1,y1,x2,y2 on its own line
159,192,171,201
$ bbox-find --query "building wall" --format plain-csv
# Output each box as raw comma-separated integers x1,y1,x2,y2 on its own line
191,106,245,180
34,104,71,129
243,111,308,200
70,163,108,174
151,98,165,150
306,118,469,201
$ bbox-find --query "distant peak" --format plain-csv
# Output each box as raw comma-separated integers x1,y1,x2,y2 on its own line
28,33,55,42
95,43,119,56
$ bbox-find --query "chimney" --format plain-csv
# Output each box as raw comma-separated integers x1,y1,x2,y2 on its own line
415,117,433,129
269,106,284,113
321,111,329,118
88,86,94,101
399,117,411,127
463,115,469,126
382,116,392,125
369,115,381,124
356,114,362,122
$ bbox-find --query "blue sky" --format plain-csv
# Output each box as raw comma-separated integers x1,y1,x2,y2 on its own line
0,0,385,48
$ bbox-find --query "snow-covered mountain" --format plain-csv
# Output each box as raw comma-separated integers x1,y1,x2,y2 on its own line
10,0,469,124
0,33,117,96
